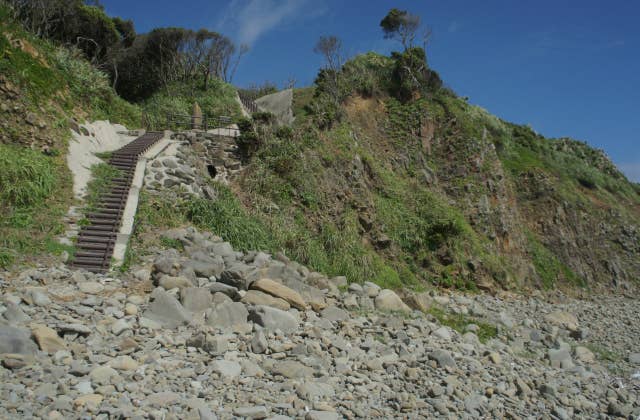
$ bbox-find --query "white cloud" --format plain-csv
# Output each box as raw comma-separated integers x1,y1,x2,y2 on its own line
218,0,323,46
619,162,640,183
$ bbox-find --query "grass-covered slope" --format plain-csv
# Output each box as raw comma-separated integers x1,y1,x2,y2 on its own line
141,78,241,129
0,5,140,268
228,52,639,292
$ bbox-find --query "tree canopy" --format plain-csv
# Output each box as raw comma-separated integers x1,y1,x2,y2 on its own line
380,8,421,50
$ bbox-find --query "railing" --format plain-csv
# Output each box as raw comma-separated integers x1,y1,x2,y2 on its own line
238,91,259,115
141,110,240,136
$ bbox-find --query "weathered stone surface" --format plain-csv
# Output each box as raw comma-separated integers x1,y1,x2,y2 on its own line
78,281,104,294
320,306,349,323
251,329,268,354
248,306,298,333
271,360,313,378
544,311,579,331
297,381,336,400
181,287,212,312
31,324,66,353
429,349,457,368
183,257,224,279
375,289,411,313
250,278,307,310
211,360,242,378
0,326,38,356
233,406,269,419
206,301,248,328
241,289,291,310
208,282,242,300
159,275,193,290
89,366,120,385
143,289,193,328
109,355,138,371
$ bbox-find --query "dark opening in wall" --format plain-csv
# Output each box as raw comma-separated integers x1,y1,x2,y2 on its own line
207,164,217,178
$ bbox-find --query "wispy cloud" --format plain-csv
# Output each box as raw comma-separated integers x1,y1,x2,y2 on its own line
218,0,325,46
619,162,640,183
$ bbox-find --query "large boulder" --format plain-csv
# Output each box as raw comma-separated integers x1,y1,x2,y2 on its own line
374,289,411,313
248,306,298,333
206,301,249,329
142,289,193,329
219,263,254,290
183,255,224,279
180,287,212,313
31,324,67,353
0,325,38,356
250,278,307,310
241,290,291,311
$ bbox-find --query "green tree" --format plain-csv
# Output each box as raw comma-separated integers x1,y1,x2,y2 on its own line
380,8,420,50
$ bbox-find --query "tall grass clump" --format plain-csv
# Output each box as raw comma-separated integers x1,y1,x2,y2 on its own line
0,144,55,207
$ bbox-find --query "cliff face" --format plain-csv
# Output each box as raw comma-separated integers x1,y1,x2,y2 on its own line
233,62,639,292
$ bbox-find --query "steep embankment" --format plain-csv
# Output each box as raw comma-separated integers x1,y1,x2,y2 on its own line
232,53,639,293
0,6,140,268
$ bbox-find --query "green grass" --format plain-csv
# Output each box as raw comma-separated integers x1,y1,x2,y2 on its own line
159,236,184,250
142,78,240,130
83,163,124,212
0,144,56,207
0,145,72,268
428,305,498,344
526,231,585,289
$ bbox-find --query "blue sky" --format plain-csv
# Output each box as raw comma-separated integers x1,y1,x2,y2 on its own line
101,0,640,182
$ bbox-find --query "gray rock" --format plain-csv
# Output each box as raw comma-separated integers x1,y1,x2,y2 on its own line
296,381,336,400
248,306,298,333
78,281,104,295
203,335,229,355
219,263,253,290
499,311,515,329
375,289,411,313
26,288,51,306
0,325,38,356
143,289,193,328
111,319,131,335
241,290,290,310
305,411,339,420
363,281,381,298
251,329,268,354
2,303,30,324
432,326,452,341
429,349,457,368
184,257,224,279
89,365,120,385
159,275,193,290
548,345,572,368
208,242,236,259
628,353,640,364
206,301,248,329
271,360,313,378
211,360,241,378
181,287,212,312
320,306,349,323
233,406,269,419
208,282,242,301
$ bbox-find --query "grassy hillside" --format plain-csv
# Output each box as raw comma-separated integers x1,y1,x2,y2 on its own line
141,78,241,130
0,5,140,268
226,52,639,292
